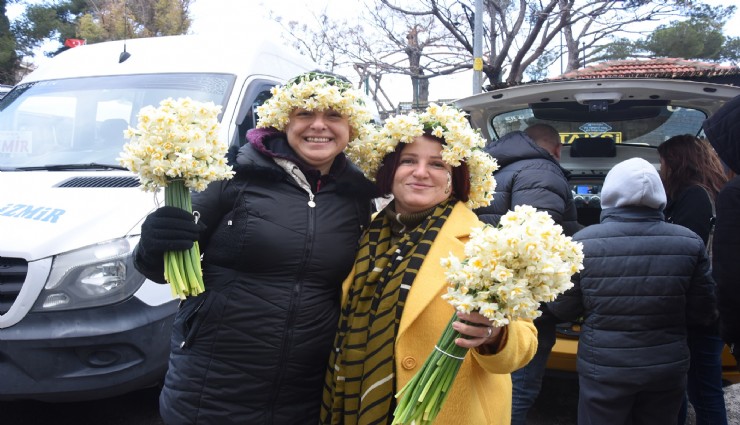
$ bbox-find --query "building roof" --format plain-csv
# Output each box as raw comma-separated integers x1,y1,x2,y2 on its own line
482,58,740,92
554,57,740,81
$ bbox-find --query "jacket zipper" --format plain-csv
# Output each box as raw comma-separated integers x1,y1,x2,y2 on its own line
265,159,317,423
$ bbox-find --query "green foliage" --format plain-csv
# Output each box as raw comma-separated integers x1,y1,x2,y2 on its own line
722,37,740,64
599,4,739,63
13,0,192,57
525,51,557,81
686,3,735,24
589,38,638,62
0,0,191,84
152,0,191,37
0,35,17,84
0,0,17,84
76,14,107,43
645,19,725,60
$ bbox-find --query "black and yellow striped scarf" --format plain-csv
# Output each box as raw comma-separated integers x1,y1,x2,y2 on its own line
320,200,455,425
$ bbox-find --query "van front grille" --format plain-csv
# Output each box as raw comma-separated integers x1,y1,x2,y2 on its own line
0,257,27,315
57,176,140,188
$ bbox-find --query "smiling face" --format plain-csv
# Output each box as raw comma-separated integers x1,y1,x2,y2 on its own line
285,108,351,174
392,135,453,214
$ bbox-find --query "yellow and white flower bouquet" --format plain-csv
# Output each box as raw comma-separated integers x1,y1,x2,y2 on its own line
392,204,584,424
118,97,234,299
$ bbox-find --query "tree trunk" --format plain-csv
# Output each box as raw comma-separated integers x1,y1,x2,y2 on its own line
563,22,581,72
418,76,429,104
406,26,428,107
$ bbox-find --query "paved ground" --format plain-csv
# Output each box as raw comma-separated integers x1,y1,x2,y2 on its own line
688,382,740,425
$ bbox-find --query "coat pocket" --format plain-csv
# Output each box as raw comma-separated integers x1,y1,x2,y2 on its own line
174,292,213,350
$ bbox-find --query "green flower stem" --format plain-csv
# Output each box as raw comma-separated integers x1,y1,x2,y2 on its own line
163,180,205,299
392,313,469,425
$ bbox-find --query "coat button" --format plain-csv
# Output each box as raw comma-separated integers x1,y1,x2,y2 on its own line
401,356,417,370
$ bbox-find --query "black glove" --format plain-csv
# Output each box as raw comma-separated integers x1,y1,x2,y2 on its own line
139,206,202,255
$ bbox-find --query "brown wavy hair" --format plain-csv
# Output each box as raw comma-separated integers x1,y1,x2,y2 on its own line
374,132,471,202
657,134,728,200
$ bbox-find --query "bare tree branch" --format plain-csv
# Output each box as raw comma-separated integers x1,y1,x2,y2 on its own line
270,0,691,109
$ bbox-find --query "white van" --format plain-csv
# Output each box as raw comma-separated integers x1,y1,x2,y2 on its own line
0,35,316,401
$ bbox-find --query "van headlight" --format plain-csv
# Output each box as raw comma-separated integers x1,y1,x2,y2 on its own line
32,236,146,311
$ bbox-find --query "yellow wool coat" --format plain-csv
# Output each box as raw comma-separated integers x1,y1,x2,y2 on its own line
341,202,538,425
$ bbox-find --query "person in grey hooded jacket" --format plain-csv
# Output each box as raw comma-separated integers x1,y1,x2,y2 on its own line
475,123,581,424
547,157,718,425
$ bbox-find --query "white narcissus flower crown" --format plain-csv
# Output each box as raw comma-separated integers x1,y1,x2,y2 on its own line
347,103,499,210
255,71,374,143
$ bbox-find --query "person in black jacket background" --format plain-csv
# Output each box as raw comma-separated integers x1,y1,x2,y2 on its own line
475,123,581,235
703,94,740,374
548,157,718,425
475,123,581,425
658,134,729,425
133,71,377,425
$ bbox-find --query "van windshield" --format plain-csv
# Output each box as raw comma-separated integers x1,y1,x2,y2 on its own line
0,73,235,168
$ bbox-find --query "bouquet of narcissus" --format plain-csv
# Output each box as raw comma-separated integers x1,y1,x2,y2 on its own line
118,97,234,299
392,205,584,425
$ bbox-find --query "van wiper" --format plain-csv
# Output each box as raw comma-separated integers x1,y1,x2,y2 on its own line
13,163,129,171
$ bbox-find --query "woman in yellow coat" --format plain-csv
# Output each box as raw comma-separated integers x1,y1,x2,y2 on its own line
320,104,538,425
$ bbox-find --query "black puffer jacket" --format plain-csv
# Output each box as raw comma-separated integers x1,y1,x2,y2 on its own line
474,131,581,236
704,94,740,345
135,129,375,425
547,207,718,385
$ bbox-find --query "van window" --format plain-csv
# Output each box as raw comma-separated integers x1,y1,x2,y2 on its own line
234,81,276,147
489,104,707,146
0,73,235,168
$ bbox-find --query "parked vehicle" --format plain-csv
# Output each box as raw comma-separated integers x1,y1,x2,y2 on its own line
0,34,315,402
456,77,740,383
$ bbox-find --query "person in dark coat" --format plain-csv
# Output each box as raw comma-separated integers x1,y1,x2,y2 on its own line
547,157,718,425
474,123,581,425
657,134,729,425
703,94,740,372
475,124,581,235
133,71,377,425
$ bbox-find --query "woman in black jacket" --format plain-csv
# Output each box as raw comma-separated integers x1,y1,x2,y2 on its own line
659,134,729,425
133,72,377,424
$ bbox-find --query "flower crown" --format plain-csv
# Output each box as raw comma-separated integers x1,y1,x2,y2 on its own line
255,71,373,141
347,103,498,209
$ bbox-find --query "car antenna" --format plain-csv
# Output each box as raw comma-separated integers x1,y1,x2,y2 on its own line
119,0,131,63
